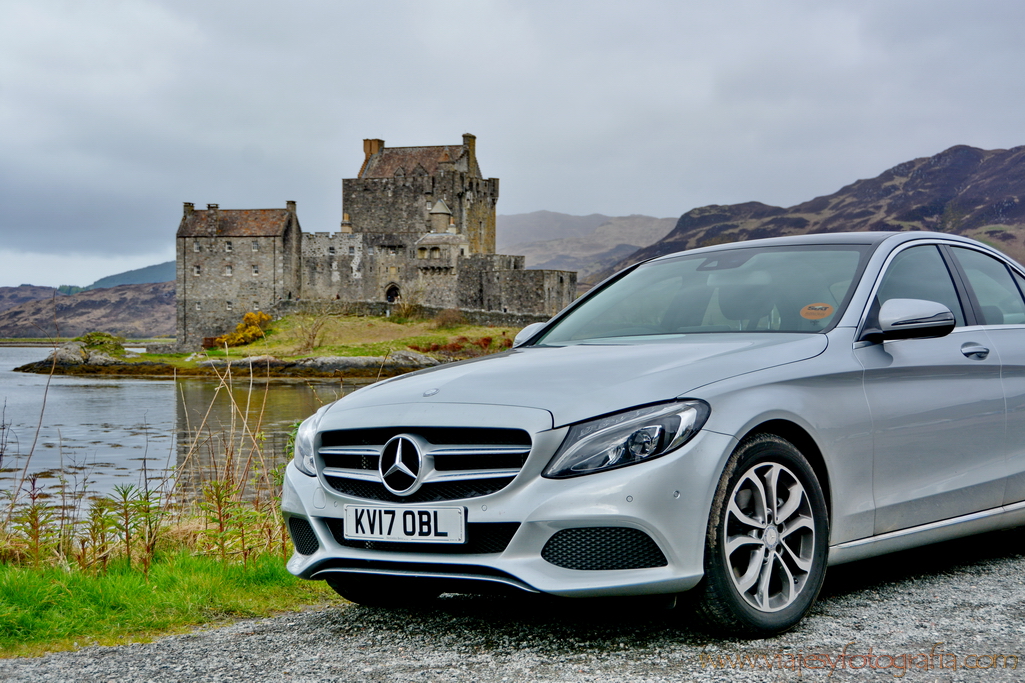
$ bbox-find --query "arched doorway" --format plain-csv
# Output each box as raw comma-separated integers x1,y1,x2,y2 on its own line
385,284,401,303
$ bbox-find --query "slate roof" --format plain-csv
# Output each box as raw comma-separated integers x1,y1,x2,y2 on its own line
177,208,292,238
360,145,469,179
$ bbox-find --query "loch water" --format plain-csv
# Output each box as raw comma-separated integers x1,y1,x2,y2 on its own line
0,346,357,500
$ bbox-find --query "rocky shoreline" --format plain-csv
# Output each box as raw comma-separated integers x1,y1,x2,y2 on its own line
13,341,442,378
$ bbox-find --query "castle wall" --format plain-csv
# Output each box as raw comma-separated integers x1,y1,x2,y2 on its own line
497,268,577,317
342,173,498,255
176,233,285,346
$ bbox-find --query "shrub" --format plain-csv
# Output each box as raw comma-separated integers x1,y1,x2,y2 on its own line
432,308,465,329
73,331,126,357
213,311,272,348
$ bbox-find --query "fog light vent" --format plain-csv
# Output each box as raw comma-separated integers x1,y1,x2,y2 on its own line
541,527,667,570
288,516,320,556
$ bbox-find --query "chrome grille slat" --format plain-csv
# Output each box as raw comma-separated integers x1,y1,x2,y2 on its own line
322,468,380,481
424,468,523,482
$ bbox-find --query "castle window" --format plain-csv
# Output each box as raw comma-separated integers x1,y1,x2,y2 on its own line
226,301,233,311
460,248,466,256
368,246,375,255
252,241,259,252
389,266,397,275
348,246,355,255
193,241,200,252
193,265,201,275
252,265,259,275
224,265,233,276
430,247,441,259
225,241,232,252
418,247,427,259
329,246,335,255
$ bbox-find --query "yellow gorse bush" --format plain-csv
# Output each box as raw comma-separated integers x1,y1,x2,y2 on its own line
214,311,272,347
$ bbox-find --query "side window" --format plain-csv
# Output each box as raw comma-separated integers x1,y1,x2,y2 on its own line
952,247,1025,325
876,245,966,327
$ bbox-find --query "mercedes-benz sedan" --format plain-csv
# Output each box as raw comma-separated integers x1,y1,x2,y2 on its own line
281,231,1025,635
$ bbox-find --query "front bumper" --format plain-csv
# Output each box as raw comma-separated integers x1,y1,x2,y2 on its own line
281,407,736,598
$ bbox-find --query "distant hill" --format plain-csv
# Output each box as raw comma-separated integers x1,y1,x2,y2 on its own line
0,282,175,339
597,144,1025,281
0,285,64,315
85,261,175,290
496,211,614,250
502,214,676,284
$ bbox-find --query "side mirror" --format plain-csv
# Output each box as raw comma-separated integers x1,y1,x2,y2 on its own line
513,322,547,347
867,298,956,341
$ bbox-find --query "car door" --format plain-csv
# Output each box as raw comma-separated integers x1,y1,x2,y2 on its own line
946,245,1025,506
854,243,1006,534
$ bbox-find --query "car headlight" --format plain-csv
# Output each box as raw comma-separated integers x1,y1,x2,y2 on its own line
292,414,321,477
543,400,710,478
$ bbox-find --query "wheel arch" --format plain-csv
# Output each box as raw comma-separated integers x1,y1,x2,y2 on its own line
739,419,832,521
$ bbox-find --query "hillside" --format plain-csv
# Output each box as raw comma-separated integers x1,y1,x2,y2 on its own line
0,286,64,314
86,260,175,290
496,211,613,249
601,145,1025,279
504,215,676,283
0,282,175,339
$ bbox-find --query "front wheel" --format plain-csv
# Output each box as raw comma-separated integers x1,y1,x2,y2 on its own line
693,434,828,636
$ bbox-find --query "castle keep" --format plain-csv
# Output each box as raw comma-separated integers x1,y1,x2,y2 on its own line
176,134,576,347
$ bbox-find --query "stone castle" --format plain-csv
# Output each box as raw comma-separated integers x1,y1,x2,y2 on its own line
175,134,576,348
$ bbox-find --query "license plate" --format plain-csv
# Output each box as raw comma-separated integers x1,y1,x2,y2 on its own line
342,505,466,544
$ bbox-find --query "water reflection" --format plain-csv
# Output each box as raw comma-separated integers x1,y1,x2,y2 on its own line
0,347,361,500
173,377,356,494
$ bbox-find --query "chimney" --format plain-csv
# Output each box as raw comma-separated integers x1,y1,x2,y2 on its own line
184,202,194,216
286,200,296,213
360,138,385,176
207,203,219,211
462,133,476,158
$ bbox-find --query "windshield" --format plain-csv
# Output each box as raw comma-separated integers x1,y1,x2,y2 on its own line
539,245,869,344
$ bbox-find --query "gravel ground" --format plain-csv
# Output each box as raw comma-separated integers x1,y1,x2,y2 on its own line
3,527,1024,683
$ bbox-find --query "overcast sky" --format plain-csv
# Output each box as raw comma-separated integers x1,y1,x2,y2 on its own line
2,0,1024,287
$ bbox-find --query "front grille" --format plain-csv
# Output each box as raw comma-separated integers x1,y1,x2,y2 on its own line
541,527,668,571
288,516,320,556
319,426,531,502
325,476,516,503
321,427,531,449
324,518,520,554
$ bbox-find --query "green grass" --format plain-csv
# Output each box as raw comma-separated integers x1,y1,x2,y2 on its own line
0,551,338,658
199,314,517,360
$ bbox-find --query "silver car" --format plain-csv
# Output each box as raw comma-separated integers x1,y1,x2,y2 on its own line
281,231,1025,635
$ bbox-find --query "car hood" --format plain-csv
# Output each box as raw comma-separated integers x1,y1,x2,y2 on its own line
327,334,828,428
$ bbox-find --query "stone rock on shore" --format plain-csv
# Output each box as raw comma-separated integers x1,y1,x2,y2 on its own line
14,342,443,378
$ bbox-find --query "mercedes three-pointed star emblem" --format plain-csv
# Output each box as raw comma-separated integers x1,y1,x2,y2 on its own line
379,435,423,495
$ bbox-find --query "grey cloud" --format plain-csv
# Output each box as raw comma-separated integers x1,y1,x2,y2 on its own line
2,0,1025,259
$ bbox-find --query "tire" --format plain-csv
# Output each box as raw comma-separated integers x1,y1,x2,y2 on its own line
325,574,441,608
693,433,828,636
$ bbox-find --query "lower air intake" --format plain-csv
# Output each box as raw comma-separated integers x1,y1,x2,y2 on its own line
541,527,668,570
288,517,320,556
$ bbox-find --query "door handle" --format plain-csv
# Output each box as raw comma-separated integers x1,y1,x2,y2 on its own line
961,343,990,360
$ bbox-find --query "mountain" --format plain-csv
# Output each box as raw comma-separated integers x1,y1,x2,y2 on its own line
503,214,676,283
0,282,175,339
85,261,175,290
0,286,65,315
600,145,1025,280
496,211,614,249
